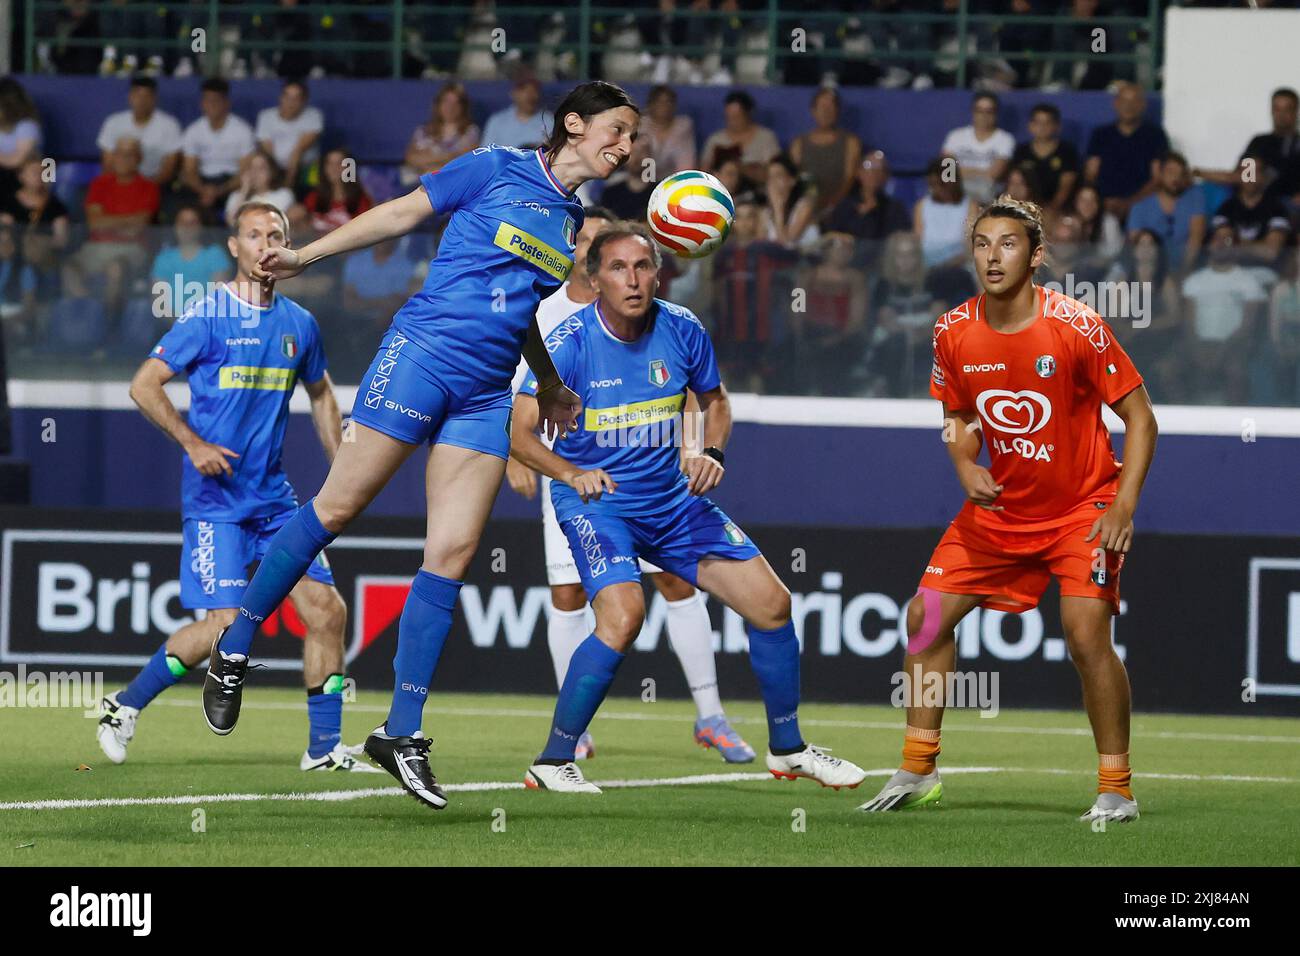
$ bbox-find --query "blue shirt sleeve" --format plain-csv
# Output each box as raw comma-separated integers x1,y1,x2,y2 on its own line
151,306,214,374
419,147,511,215
680,308,722,393
299,312,328,384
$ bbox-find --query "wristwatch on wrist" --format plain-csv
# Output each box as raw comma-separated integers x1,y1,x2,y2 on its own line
702,446,725,467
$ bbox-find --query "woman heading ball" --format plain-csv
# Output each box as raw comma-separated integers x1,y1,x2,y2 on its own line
203,82,641,808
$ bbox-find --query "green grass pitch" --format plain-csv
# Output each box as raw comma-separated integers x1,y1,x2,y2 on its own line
2,688,1295,866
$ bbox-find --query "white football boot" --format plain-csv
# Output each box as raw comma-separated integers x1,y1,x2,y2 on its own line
524,761,602,793
857,769,943,811
96,692,140,765
300,742,383,772
766,744,867,790
1079,791,1140,823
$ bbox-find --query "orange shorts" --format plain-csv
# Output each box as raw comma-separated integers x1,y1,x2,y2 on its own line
918,510,1124,614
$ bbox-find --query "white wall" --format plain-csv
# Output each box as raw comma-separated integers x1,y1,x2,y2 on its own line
1164,8,1300,169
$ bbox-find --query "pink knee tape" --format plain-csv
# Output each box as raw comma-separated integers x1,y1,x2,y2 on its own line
907,587,943,654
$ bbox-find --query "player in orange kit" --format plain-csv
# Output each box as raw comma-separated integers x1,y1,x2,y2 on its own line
858,196,1158,823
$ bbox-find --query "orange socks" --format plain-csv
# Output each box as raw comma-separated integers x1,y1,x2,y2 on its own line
1098,752,1133,799
901,725,941,775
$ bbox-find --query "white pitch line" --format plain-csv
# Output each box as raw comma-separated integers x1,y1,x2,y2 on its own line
142,698,1300,745
2,765,1295,812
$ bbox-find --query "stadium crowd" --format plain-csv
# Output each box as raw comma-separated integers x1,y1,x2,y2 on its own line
0,67,1298,415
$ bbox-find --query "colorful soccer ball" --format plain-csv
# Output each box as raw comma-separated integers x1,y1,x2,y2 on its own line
646,171,735,259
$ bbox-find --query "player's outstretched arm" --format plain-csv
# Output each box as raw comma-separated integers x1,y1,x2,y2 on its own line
943,403,1002,511
303,373,343,464
510,393,615,503
1086,385,1158,554
129,358,239,478
683,385,731,496
252,187,435,282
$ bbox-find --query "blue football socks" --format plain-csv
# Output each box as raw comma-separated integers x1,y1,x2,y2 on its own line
384,570,463,737
539,634,625,762
746,621,805,753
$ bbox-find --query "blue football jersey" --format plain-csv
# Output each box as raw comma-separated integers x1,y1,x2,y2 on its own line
522,298,722,518
150,285,328,521
395,145,584,390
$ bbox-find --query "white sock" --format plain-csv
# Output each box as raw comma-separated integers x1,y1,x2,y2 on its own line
547,604,591,689
665,592,724,720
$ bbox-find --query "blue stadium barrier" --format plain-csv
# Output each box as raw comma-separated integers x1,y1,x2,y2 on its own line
8,406,1298,538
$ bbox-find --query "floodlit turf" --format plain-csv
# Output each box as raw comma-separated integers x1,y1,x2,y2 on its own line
2,688,1296,866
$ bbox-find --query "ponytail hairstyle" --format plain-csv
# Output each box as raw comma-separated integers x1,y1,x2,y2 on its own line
970,194,1046,252
542,81,639,164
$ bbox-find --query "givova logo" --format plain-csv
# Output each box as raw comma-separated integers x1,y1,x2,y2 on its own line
567,514,607,578
50,886,151,936
365,334,409,411
193,522,215,596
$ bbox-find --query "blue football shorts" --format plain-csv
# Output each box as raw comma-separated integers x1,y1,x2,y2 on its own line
180,510,334,610
350,327,513,459
556,491,761,600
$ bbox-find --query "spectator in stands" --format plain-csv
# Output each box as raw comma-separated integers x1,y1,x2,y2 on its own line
223,148,295,226
1003,166,1035,204
78,137,160,318
915,157,978,269
712,192,799,393
96,76,181,187
0,226,37,345
1270,245,1300,403
480,75,551,150
824,150,910,265
703,91,781,185
1126,151,1206,274
1084,81,1169,221
255,78,323,193
941,92,1014,205
1070,182,1125,270
50,0,101,74
151,204,229,317
762,153,819,250
869,231,949,397
0,78,42,205
0,156,69,245
1010,103,1079,212
303,146,373,234
1212,154,1293,269
712,155,754,202
1047,0,1126,91
792,232,869,395
1197,88,1300,209
179,78,256,224
1041,214,1107,290
1105,229,1182,399
342,237,418,337
1179,223,1270,404
403,82,481,186
790,87,863,220
641,85,696,178
599,136,656,222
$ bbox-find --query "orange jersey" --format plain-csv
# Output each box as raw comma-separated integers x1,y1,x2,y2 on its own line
930,286,1143,531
